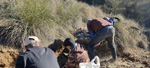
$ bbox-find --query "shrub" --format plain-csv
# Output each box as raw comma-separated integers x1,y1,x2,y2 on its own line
0,0,85,48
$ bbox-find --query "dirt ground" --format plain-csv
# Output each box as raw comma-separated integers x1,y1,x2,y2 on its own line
99,48,150,68
0,29,150,68
0,46,150,68
0,47,19,68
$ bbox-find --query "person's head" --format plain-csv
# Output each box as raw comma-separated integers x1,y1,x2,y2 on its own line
104,17,120,23
63,37,75,50
103,17,110,20
113,17,120,23
24,36,41,50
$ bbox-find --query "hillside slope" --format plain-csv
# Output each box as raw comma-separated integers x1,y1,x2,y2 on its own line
80,0,150,28
0,0,150,68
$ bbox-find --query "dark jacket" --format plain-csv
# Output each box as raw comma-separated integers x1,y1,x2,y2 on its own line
15,46,60,68
64,43,90,68
87,18,112,33
57,48,69,67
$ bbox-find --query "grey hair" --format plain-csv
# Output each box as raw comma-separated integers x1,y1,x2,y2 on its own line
25,43,34,48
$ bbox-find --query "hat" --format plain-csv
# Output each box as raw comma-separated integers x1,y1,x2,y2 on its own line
63,37,75,47
24,36,40,46
87,19,92,23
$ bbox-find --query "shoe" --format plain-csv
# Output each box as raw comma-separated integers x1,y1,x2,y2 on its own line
108,59,116,63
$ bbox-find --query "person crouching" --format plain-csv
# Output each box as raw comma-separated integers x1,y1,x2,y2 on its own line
63,37,90,68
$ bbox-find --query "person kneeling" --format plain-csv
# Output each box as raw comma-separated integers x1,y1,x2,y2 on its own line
63,37,90,68
15,36,59,68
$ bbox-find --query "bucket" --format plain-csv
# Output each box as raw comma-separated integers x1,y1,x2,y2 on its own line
79,56,100,68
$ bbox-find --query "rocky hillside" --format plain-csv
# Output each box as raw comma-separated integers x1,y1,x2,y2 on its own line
0,0,150,68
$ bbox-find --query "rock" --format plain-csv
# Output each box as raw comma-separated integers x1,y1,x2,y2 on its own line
142,61,150,67
1,50,7,53
0,64,5,67
144,55,149,58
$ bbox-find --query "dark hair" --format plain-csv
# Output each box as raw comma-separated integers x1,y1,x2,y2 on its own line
48,39,63,52
103,17,120,23
113,17,120,23
63,37,75,47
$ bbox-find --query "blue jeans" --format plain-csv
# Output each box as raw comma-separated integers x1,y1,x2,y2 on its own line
88,26,117,61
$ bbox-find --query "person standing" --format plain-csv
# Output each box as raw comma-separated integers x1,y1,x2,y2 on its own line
87,17,117,61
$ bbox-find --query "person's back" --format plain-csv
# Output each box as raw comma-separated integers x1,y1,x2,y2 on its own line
16,46,60,68
87,18,112,33
16,36,60,68
70,44,90,63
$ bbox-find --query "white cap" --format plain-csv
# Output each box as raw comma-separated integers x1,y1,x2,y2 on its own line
24,36,40,46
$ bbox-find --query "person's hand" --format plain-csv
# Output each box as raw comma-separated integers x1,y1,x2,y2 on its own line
94,40,105,47
95,42,100,47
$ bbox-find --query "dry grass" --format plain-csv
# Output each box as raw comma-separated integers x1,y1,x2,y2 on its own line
0,0,149,68
0,0,148,53
114,15,149,53
0,0,109,49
